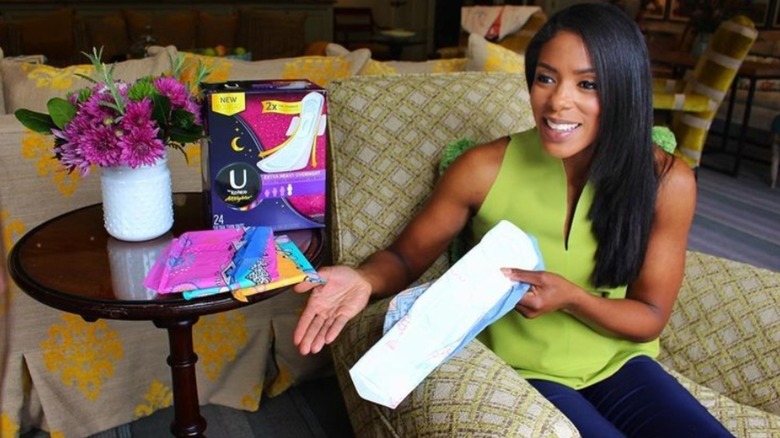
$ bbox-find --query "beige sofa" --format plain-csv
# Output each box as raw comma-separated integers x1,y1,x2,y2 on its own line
323,72,780,437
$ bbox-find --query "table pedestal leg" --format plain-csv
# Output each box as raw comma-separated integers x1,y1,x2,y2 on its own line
154,318,207,438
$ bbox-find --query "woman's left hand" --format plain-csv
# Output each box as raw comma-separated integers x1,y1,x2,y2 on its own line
501,268,580,318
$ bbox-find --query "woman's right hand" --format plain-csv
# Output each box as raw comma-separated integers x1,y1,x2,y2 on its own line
292,265,372,355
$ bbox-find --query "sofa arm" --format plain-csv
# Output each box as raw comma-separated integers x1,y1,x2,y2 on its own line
659,251,780,415
330,297,579,438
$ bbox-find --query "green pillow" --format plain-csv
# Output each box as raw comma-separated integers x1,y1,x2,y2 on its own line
439,137,480,264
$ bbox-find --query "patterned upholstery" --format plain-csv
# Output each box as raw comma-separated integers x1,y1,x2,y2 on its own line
326,72,535,285
325,72,780,437
659,251,780,415
653,16,757,167
330,296,579,438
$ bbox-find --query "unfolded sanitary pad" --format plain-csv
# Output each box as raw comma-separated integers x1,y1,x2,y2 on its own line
349,220,544,409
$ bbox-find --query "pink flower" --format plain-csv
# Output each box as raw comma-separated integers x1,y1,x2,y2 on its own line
154,76,202,125
15,54,205,177
154,76,190,109
118,99,165,167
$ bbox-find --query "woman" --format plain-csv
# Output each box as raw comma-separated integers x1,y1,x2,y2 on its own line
294,4,731,437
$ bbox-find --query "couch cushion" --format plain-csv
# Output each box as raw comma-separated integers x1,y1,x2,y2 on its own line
178,48,370,88
466,33,525,73
660,251,780,415
0,45,178,114
326,43,467,75
666,367,780,436
325,72,534,283
331,297,580,437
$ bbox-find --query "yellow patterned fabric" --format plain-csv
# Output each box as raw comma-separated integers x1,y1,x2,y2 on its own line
325,72,780,437
653,78,714,112
659,251,780,415
326,42,468,76
0,45,179,114
466,33,525,74
178,47,370,88
653,16,757,167
667,367,780,436
0,112,330,436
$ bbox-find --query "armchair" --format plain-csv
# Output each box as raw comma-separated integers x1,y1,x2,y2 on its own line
652,15,757,168
324,72,780,437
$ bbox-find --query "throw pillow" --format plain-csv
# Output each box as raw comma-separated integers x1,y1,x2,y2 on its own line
326,43,467,76
0,45,178,114
440,137,480,264
466,33,525,74
179,48,370,88
494,10,547,54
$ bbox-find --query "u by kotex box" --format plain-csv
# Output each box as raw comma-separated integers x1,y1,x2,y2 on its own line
201,80,327,231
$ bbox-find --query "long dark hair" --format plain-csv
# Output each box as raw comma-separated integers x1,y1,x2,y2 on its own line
525,3,658,288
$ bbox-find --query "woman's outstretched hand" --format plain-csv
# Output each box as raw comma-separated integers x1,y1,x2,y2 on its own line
292,265,372,355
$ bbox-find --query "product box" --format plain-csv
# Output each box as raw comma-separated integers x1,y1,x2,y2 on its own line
201,80,327,231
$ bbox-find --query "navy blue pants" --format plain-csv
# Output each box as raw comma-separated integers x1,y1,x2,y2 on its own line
528,356,734,438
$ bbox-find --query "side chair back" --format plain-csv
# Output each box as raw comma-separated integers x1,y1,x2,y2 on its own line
665,16,757,167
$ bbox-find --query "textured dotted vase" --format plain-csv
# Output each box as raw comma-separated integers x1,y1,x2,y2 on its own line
100,156,173,242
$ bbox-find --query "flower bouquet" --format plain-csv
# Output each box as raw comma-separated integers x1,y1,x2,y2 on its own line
14,48,208,176
14,48,209,241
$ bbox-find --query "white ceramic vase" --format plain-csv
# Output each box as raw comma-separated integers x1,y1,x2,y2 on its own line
100,156,173,242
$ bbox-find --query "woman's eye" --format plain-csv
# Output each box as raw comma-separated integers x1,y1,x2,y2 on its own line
580,80,597,90
535,74,554,84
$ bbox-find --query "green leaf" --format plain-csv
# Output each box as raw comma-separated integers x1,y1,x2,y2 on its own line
170,108,195,128
14,109,56,134
150,94,171,128
47,98,77,130
169,126,206,143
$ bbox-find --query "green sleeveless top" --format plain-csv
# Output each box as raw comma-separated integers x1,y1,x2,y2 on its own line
473,128,658,389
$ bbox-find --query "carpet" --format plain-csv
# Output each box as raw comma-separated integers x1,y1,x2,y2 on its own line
692,154,780,272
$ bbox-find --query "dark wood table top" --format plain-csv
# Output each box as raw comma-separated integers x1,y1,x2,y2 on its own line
9,192,324,321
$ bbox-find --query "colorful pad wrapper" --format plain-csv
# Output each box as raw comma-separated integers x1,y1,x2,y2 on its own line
143,227,319,300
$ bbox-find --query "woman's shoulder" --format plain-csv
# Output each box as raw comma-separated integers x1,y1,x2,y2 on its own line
440,136,511,202
654,149,697,210
447,136,510,170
